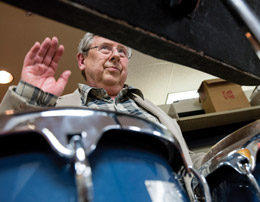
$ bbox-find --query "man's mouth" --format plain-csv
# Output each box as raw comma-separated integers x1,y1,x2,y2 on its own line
106,66,121,72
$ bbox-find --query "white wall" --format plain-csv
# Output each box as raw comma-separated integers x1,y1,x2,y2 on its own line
127,50,217,105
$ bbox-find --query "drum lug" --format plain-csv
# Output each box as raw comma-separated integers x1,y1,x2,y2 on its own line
237,161,260,200
69,134,93,202
188,166,212,202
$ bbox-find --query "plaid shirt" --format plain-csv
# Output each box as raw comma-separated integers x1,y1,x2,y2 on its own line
16,80,159,123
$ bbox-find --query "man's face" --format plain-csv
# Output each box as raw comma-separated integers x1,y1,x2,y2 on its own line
79,36,129,92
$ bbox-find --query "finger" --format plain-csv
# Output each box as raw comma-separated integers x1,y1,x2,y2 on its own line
23,42,41,67
43,36,59,66
50,44,64,71
35,37,52,64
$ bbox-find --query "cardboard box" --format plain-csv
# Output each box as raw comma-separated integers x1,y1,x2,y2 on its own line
198,79,250,113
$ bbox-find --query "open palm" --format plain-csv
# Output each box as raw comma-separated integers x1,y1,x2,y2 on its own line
21,37,71,96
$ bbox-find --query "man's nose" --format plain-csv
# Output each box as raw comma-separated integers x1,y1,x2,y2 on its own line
109,48,120,62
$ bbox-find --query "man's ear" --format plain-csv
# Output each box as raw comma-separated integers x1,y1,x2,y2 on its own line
77,53,85,71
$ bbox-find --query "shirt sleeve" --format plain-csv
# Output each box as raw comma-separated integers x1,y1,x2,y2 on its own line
15,80,58,107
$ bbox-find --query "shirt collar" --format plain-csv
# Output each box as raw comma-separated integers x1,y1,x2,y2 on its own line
78,83,144,105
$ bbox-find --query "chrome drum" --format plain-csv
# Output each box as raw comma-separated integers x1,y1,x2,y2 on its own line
0,108,192,202
194,121,260,202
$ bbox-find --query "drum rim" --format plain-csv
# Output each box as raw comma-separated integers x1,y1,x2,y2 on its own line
198,133,260,180
0,107,188,170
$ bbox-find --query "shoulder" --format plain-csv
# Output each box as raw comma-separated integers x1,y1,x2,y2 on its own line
56,89,82,106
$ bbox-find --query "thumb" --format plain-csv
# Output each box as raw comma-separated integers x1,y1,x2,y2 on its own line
56,70,71,91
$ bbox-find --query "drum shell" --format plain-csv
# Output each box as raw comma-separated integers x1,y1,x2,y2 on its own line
0,128,190,202
202,155,260,202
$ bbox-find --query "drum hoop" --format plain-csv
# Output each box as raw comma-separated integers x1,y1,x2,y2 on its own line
199,133,260,180
0,107,185,168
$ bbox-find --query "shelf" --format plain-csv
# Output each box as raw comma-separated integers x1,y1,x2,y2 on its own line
177,106,260,132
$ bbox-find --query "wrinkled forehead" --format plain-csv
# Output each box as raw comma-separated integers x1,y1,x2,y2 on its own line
93,36,127,48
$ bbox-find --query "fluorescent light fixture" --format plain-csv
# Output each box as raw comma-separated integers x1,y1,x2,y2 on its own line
0,70,13,84
166,90,199,104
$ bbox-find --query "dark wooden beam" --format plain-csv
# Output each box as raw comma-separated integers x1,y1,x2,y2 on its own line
3,0,260,85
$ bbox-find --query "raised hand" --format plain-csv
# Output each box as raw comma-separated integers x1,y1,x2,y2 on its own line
21,37,71,96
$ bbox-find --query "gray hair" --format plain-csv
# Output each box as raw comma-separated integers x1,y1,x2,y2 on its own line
78,32,132,58
78,32,95,56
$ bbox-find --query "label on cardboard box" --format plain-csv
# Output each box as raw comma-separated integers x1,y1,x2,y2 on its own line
198,79,250,113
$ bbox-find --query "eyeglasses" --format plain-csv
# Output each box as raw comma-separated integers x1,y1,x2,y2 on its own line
83,44,131,59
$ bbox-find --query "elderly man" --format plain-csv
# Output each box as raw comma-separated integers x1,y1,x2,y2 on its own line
0,33,204,168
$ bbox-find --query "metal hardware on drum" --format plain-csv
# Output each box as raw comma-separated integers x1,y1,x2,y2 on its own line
237,159,260,200
69,133,93,202
41,127,74,158
179,165,212,202
188,166,211,202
